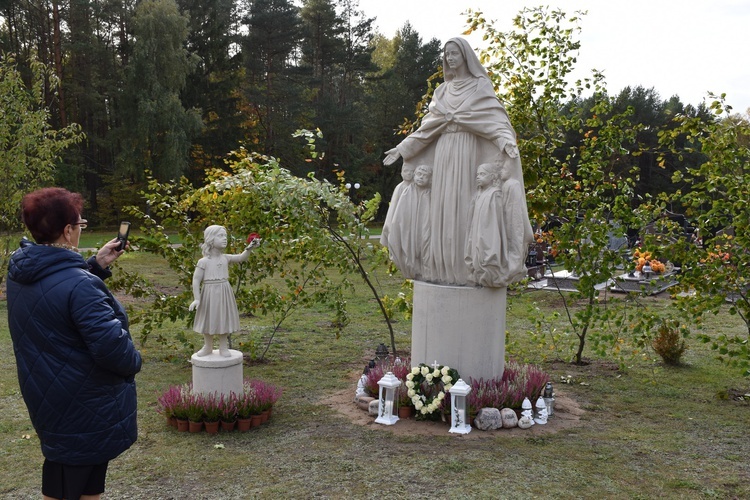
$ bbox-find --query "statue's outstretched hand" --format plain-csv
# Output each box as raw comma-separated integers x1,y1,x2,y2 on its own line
189,300,200,311
246,238,262,250
383,148,401,166
493,138,519,158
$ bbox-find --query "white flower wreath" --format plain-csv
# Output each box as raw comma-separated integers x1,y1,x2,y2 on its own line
405,363,460,416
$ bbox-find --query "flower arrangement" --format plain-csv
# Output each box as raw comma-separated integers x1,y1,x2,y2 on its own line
468,360,550,412
405,363,459,418
155,379,282,430
633,248,666,273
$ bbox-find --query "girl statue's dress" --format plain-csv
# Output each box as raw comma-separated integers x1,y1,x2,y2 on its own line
193,252,246,335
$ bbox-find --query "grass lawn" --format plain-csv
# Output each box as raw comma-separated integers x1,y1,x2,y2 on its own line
1,249,749,499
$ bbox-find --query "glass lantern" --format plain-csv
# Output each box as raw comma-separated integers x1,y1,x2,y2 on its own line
374,372,401,425
449,378,472,435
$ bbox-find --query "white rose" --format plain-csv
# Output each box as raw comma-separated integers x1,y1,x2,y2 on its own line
437,392,445,400
406,373,414,381
420,366,429,376
420,407,428,414
405,381,414,389
442,375,452,384
432,369,440,378
444,383,453,392
408,389,416,398
425,374,433,382
414,400,424,410
441,366,449,376
411,367,420,375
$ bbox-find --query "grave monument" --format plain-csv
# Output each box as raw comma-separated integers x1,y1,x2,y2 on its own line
382,37,533,382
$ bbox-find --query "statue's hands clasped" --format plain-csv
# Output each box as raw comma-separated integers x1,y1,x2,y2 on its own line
383,147,401,166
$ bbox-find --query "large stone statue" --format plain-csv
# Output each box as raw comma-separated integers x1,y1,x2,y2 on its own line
384,36,533,287
189,225,261,357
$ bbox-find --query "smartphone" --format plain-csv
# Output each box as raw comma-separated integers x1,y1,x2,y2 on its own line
116,222,130,251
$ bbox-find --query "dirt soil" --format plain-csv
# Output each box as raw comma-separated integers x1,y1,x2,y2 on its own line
322,372,585,439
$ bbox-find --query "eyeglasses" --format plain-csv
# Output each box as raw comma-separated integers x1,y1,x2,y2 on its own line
73,219,88,230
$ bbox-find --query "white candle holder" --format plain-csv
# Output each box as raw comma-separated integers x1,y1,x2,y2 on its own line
449,378,472,435
374,372,401,425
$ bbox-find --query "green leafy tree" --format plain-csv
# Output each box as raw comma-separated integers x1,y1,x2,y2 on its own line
0,54,83,281
178,0,245,178
116,0,203,182
467,7,655,365
117,136,398,358
242,0,308,171
299,0,374,181
367,24,441,219
660,95,750,375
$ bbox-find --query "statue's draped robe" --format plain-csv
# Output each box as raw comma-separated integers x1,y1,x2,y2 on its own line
396,75,527,284
465,180,529,287
379,180,410,252
385,184,431,280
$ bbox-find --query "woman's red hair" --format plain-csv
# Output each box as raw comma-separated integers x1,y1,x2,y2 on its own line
21,188,84,243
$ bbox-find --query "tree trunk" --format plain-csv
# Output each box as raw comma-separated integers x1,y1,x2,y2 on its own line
52,0,67,127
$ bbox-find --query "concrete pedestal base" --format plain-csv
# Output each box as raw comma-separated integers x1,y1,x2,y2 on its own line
190,349,243,396
411,281,506,382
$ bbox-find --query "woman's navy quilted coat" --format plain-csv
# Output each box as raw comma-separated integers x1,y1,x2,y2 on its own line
7,239,142,465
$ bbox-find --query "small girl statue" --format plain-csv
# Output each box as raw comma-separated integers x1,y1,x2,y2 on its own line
189,225,261,357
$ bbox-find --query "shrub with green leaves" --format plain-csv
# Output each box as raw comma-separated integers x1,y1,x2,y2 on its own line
660,95,750,375
652,319,687,366
466,7,656,365
115,145,395,358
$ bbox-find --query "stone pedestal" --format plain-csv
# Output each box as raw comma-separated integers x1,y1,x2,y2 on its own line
411,281,506,382
190,349,244,396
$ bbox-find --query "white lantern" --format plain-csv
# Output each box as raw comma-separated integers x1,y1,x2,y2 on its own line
534,396,548,425
449,378,472,435
374,372,401,425
521,397,535,426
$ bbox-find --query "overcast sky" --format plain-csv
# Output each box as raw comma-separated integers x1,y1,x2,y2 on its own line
357,0,750,114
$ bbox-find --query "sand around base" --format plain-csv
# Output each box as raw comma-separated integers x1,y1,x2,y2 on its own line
321,372,584,439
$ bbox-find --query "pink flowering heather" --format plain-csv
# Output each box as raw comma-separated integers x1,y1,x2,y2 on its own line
362,357,412,397
468,360,550,411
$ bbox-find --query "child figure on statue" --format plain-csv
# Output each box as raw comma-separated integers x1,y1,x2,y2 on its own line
189,225,261,357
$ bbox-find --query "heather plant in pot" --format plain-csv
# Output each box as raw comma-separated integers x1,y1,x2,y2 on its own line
245,378,282,413
186,393,205,423
362,357,412,397
171,383,191,421
156,384,182,423
202,392,222,423
219,393,238,423
236,387,259,419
